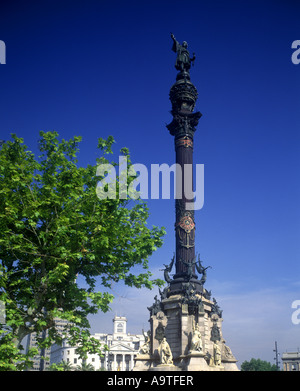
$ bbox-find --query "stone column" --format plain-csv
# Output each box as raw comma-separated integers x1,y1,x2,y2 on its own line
113,354,116,371
122,354,125,371
166,71,202,295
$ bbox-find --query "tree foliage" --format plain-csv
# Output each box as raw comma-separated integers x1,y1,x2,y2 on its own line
241,358,279,371
0,131,165,370
75,362,95,371
48,360,74,371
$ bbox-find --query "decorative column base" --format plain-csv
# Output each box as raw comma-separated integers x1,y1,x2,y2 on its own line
149,364,179,372
222,361,239,371
133,287,239,372
185,352,214,371
132,354,153,371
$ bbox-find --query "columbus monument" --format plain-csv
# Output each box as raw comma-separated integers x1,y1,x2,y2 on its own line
133,34,239,371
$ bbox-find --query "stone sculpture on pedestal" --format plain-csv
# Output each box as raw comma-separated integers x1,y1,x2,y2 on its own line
158,337,173,365
190,319,203,353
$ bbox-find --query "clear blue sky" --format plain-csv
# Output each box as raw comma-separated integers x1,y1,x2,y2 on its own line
1,0,299,366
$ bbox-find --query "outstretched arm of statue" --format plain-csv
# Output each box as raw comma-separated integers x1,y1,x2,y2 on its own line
170,32,178,52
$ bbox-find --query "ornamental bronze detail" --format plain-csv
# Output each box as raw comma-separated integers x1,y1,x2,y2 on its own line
176,211,195,250
176,213,195,233
175,136,193,148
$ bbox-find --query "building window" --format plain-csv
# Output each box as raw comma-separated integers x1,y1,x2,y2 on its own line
74,358,77,364
117,323,123,332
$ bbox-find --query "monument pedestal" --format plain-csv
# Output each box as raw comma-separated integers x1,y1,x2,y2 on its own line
185,352,208,371
132,354,152,371
133,286,239,371
222,362,239,371
221,358,239,371
149,364,179,372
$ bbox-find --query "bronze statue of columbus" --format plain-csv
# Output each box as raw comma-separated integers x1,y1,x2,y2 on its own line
171,33,196,73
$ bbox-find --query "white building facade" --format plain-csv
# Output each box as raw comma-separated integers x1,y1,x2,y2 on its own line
26,318,70,371
282,351,300,371
50,316,144,371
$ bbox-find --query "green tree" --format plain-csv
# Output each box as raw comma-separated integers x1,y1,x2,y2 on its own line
75,362,95,371
0,131,165,370
48,360,74,371
241,358,279,371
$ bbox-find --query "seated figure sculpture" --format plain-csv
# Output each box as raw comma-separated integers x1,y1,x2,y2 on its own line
158,337,173,365
190,322,203,352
